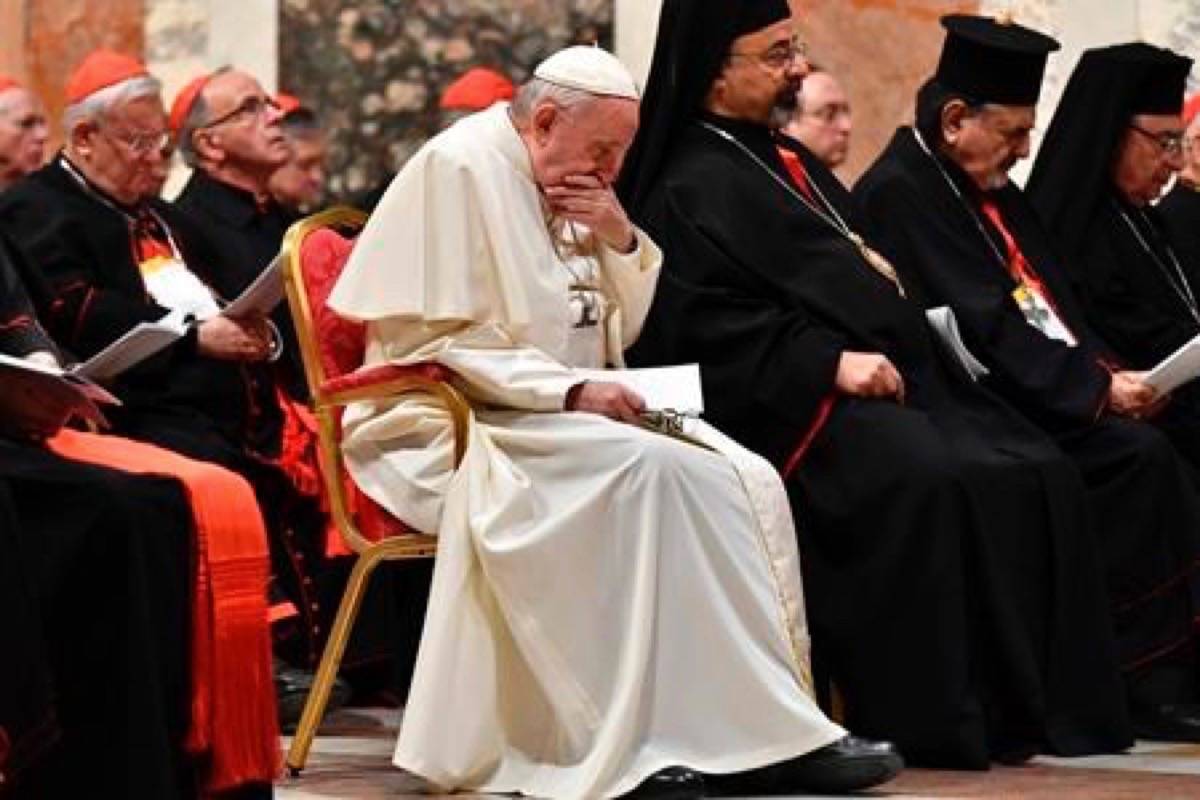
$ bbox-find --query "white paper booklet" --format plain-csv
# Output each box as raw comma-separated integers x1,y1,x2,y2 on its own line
1146,332,1200,394
222,255,284,319
73,310,190,381
574,363,704,414
926,306,990,381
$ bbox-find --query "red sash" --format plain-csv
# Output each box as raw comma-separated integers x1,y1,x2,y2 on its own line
48,429,279,793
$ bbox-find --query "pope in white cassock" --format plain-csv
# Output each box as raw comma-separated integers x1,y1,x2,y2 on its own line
328,46,901,799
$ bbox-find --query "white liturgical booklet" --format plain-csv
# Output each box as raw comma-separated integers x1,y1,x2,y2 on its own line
73,309,190,381
1146,332,1200,395
574,363,704,415
926,306,990,381
222,255,284,319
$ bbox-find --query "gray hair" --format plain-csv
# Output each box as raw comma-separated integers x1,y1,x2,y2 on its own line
510,77,596,123
177,65,233,169
62,75,162,136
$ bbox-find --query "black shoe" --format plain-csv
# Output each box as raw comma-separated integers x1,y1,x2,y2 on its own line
1132,703,1200,742
623,767,706,799
709,736,902,796
275,659,352,733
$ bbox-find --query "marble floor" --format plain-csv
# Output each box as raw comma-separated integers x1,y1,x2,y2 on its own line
277,708,1200,799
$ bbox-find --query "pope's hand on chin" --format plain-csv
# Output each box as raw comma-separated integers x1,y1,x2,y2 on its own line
548,172,608,191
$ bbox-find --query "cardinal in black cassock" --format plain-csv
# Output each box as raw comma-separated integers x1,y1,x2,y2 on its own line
854,18,1200,741
619,0,1131,768
0,234,194,798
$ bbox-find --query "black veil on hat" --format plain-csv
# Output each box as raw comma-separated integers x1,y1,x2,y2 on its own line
617,0,792,217
1028,42,1193,259
935,14,1060,106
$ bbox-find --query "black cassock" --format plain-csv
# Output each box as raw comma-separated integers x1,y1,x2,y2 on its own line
0,161,333,667
853,128,1200,697
0,244,193,798
626,113,1130,767
1140,182,1200,465
174,169,307,400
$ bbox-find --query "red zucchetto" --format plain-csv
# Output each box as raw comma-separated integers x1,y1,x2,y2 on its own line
275,92,301,116
65,50,149,104
438,67,515,111
1183,93,1200,127
169,74,213,134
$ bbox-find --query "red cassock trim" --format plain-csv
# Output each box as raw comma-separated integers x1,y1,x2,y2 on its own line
782,392,838,479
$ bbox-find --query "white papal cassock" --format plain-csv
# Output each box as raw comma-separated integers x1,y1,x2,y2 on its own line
328,103,844,799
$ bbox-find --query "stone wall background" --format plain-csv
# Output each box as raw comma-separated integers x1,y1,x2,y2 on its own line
279,0,612,200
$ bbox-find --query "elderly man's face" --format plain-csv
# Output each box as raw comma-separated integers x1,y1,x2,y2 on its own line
268,132,327,209
74,94,169,204
0,88,48,184
527,96,638,189
948,103,1035,191
785,71,851,168
1113,112,1185,206
195,71,290,181
709,18,808,127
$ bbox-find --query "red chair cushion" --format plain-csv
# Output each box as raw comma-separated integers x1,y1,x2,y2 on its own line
299,228,365,381
299,230,456,547
320,362,455,396
323,363,455,543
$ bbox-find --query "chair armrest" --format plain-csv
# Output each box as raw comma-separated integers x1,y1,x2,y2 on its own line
319,362,454,403
317,362,470,467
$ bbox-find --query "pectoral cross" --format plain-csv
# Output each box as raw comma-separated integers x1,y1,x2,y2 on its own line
570,289,600,329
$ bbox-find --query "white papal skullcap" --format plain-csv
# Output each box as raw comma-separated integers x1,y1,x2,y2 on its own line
533,45,639,100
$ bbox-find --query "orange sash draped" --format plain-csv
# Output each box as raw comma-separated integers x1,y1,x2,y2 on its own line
47,429,279,794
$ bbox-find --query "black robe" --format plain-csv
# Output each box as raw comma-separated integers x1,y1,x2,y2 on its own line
1054,190,1200,472
627,115,1131,767
174,169,307,400
0,245,194,798
1143,182,1200,463
1158,181,1200,288
0,160,328,666
853,128,1200,693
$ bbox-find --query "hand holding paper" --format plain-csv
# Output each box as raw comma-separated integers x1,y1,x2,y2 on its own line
572,364,704,416
197,314,274,362
0,355,111,441
567,380,646,424
1145,332,1200,395
1107,370,1159,417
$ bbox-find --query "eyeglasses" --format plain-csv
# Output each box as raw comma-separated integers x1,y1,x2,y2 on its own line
729,40,809,70
199,94,280,130
101,125,171,156
1129,123,1184,157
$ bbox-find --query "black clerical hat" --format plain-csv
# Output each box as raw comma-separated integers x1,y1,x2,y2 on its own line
935,15,1060,106
734,0,792,38
1108,43,1193,114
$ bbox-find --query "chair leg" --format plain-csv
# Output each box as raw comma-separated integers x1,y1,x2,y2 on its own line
285,548,391,776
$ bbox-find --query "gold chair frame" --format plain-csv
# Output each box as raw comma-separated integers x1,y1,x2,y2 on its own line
280,207,470,776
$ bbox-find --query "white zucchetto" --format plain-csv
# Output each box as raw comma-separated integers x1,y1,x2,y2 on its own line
532,45,640,100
